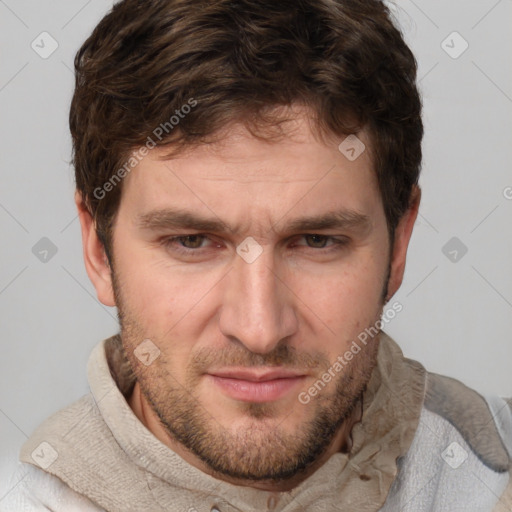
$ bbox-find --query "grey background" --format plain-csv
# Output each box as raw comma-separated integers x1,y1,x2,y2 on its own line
1,0,511,501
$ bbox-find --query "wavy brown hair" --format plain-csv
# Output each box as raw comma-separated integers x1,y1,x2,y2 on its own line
70,0,423,259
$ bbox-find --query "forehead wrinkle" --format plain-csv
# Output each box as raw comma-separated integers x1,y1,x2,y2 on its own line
194,176,321,184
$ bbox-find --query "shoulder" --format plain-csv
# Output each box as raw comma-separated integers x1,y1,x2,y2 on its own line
0,462,104,512
381,371,511,511
19,393,111,468
424,372,512,472
14,394,115,510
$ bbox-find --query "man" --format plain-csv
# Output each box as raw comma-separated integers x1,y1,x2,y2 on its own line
3,0,511,510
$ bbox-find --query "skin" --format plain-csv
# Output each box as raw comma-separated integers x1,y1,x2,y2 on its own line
77,107,420,492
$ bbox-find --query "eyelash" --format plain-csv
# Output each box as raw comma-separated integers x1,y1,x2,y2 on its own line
161,234,349,256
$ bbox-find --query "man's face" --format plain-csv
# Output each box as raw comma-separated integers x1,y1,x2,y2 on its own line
107,111,393,482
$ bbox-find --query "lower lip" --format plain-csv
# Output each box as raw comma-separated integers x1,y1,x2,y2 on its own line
208,375,306,403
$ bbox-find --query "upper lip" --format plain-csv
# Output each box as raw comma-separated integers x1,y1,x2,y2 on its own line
208,368,306,382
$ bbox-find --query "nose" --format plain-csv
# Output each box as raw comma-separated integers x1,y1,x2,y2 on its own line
218,243,298,354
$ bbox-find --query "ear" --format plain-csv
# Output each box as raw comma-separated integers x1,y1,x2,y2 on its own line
75,191,116,307
385,186,421,301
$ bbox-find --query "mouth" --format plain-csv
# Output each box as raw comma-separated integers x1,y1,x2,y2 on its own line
206,368,308,403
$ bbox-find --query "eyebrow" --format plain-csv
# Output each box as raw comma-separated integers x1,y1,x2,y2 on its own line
136,207,371,236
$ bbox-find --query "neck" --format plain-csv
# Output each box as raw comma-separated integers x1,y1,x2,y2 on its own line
128,381,363,492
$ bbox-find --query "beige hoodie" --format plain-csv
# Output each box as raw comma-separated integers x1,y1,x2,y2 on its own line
2,332,510,511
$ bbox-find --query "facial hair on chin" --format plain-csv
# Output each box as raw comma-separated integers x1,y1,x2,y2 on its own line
111,265,386,482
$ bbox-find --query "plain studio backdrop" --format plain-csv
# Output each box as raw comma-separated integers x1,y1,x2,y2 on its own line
0,0,511,500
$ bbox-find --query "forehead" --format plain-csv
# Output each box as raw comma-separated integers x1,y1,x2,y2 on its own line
118,110,382,230
162,108,372,177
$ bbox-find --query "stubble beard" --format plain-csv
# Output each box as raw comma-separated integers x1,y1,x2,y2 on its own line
111,269,384,483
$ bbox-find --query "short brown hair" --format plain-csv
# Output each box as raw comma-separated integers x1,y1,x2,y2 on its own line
70,0,423,258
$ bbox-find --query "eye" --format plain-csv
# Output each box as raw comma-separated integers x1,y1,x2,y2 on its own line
303,234,331,248
161,234,218,256
175,234,207,249
294,234,349,250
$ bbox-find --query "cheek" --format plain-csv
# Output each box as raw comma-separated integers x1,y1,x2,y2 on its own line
303,259,385,302
114,246,227,340
291,256,386,339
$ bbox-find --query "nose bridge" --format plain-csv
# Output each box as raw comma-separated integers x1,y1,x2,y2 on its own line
219,244,296,353
241,248,279,312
